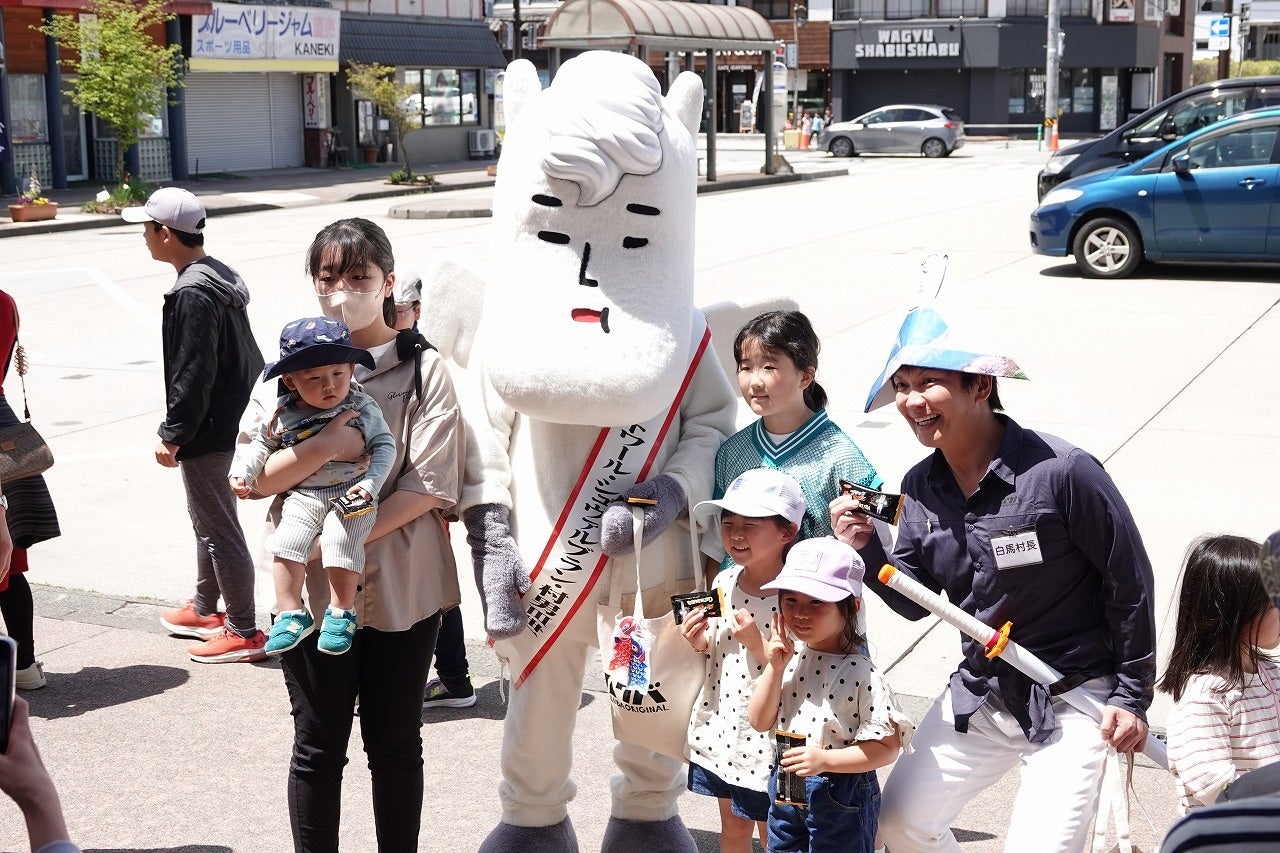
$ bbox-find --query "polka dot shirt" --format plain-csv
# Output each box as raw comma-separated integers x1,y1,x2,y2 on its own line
686,565,778,792
776,648,915,754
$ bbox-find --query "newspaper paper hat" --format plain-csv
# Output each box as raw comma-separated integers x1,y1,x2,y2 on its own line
863,302,1029,412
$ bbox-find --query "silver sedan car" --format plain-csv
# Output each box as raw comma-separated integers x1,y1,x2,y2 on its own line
819,104,966,158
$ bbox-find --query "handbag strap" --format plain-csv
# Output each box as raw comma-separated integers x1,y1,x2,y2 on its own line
607,494,708,614
9,302,30,422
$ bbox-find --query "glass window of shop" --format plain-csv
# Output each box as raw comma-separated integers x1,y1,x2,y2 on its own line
735,0,792,20
1006,0,1091,14
92,109,169,140
402,69,480,127
1009,69,1095,117
835,0,987,16
9,75,49,144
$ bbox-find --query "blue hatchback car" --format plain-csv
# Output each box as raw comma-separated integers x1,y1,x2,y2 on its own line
1029,107,1280,279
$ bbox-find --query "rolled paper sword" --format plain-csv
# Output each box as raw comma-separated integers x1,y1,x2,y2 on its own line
877,564,1168,769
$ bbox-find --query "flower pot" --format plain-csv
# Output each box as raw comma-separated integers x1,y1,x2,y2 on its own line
7,202,57,223
360,147,379,164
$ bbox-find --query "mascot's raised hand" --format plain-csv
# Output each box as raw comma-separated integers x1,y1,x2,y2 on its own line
599,474,688,556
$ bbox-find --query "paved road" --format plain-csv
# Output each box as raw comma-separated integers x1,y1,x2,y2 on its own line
0,137,1266,850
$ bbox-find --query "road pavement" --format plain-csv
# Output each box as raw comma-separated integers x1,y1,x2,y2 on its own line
0,135,1247,851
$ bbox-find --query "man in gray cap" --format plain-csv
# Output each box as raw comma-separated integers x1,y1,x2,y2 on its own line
122,188,267,663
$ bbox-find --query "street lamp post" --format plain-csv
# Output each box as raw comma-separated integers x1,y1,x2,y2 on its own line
792,4,806,130
1045,0,1060,142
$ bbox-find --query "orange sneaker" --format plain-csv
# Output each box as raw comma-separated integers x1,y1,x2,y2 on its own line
187,627,268,664
160,599,226,639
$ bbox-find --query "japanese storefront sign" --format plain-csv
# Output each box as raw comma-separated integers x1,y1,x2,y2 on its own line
192,3,340,72
303,74,329,129
851,25,961,61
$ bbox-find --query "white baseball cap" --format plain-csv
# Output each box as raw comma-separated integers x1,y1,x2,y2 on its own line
694,468,805,526
121,187,207,234
393,265,423,305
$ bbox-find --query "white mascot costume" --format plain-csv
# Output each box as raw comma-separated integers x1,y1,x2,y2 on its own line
458,52,737,852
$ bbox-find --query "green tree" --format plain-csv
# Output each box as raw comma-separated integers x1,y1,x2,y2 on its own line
346,62,419,178
38,0,183,183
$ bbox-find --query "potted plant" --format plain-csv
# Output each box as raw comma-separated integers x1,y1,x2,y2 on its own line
7,166,58,223
359,132,379,164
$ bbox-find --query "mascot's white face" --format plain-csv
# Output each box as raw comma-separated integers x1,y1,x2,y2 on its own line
485,51,704,427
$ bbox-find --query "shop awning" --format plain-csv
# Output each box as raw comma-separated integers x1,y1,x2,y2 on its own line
541,0,777,52
340,13,507,68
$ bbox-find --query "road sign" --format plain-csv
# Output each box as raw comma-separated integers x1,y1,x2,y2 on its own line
1208,15,1231,51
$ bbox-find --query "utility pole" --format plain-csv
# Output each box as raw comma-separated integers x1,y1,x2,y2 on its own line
792,4,806,128
1217,0,1234,81
1045,0,1061,140
513,0,523,61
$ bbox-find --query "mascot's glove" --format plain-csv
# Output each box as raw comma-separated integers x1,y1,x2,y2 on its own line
600,474,688,557
462,503,531,640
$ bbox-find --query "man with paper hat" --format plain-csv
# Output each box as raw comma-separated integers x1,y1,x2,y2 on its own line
829,301,1156,853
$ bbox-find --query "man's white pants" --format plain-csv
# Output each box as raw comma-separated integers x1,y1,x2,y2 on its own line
879,678,1113,853
493,590,686,828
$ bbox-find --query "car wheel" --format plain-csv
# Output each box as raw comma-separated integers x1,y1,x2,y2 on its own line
829,137,855,158
921,138,947,158
1072,217,1143,279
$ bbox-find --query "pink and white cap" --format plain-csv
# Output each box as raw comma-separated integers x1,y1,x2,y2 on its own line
761,537,865,601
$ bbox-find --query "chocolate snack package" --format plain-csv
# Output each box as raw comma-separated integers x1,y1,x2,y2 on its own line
838,478,904,526
774,729,808,807
671,589,724,624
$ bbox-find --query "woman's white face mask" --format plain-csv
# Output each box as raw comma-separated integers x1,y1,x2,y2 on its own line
319,289,385,333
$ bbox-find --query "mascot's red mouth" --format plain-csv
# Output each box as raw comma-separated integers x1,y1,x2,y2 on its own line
571,307,611,333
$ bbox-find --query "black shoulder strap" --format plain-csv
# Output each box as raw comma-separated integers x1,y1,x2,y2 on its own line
394,329,436,401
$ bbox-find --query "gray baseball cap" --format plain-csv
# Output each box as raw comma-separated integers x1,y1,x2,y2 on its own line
121,187,207,234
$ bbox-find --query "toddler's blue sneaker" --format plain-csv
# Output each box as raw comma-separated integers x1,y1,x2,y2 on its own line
265,609,315,655
318,606,358,655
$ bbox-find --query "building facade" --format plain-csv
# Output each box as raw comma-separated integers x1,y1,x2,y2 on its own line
1,0,505,195
829,0,1193,136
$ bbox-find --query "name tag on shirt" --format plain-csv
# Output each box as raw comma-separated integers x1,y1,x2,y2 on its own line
991,529,1043,569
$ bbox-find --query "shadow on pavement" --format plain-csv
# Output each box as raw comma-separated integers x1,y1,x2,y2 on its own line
688,828,762,852
87,847,233,853
418,682,595,723
24,664,189,719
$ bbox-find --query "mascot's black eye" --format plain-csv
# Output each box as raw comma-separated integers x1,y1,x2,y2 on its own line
538,231,571,244
532,194,562,207
626,203,660,216
622,237,648,249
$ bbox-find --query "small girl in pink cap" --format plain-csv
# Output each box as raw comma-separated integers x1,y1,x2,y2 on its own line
737,537,915,853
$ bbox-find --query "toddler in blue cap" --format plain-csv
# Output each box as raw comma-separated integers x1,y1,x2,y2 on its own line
230,317,396,655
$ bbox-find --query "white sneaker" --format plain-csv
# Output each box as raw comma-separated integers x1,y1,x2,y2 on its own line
15,661,46,690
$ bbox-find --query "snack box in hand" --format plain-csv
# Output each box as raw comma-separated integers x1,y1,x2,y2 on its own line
774,730,808,807
331,494,376,519
838,479,904,526
671,589,724,624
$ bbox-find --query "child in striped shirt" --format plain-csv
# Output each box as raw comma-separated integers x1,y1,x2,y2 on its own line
1161,534,1280,813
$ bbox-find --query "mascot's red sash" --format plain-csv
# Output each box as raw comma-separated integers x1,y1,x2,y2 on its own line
511,319,712,689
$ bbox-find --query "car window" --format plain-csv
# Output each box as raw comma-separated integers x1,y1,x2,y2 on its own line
1254,86,1280,108
1166,91,1253,137
899,109,934,123
1185,126,1279,170
861,110,890,124
942,108,963,122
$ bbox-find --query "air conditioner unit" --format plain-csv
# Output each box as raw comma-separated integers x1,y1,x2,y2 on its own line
469,128,498,158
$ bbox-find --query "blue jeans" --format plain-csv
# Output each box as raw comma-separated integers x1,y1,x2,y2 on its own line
767,770,880,853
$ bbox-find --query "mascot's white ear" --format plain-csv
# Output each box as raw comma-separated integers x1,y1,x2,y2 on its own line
666,71,704,137
503,59,544,127
416,259,486,369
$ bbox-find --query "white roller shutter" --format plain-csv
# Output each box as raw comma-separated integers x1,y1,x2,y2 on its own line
185,72,304,174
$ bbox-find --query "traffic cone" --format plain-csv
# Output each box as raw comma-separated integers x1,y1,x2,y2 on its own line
1050,122,1059,153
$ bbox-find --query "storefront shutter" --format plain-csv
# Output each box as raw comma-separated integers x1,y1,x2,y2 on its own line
184,72,304,174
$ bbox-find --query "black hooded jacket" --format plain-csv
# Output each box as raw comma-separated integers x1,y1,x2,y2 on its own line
159,257,264,461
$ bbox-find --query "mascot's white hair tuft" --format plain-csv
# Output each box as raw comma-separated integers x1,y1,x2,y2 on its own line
540,52,666,207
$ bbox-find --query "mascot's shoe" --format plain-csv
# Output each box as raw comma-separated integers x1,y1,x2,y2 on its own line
477,818,578,853
601,816,696,853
